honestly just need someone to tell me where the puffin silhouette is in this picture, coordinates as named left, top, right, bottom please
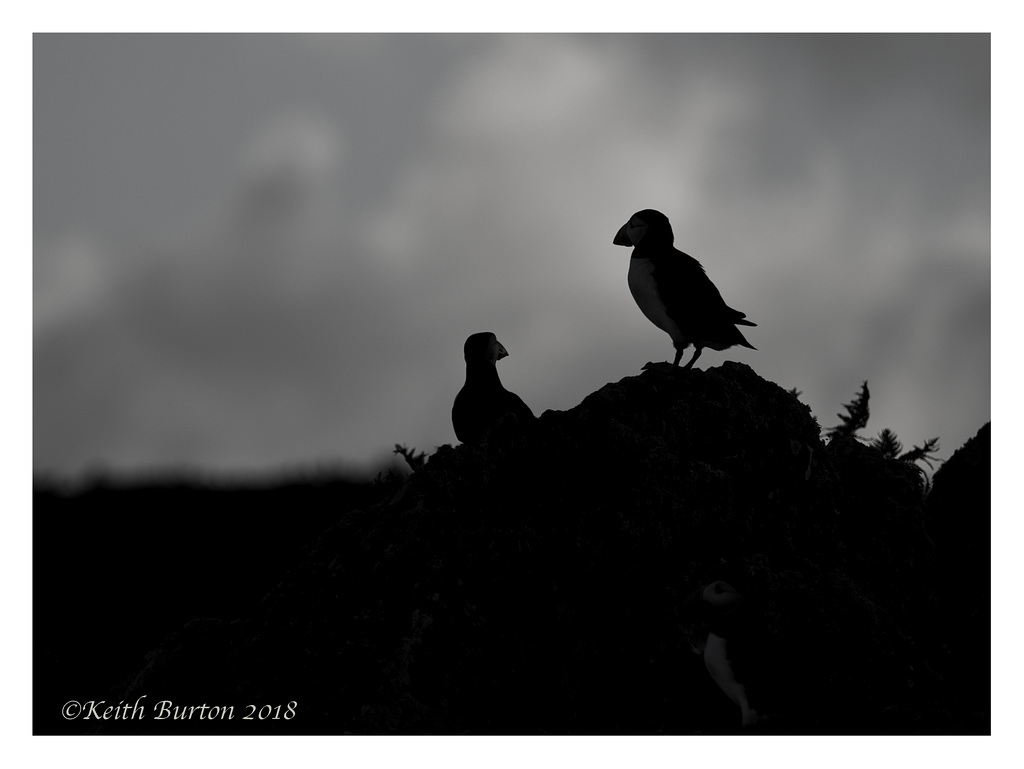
left=684, top=580, right=767, bottom=730
left=452, top=332, right=535, bottom=444
left=613, top=209, right=756, bottom=369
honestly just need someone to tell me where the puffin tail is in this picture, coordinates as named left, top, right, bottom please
left=736, top=329, right=757, bottom=350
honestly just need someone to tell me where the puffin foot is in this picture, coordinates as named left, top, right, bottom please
left=681, top=347, right=703, bottom=370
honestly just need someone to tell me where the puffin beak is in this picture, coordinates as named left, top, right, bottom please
left=495, top=342, right=509, bottom=361
left=613, top=220, right=647, bottom=246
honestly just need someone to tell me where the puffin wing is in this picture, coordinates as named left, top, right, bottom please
left=656, top=250, right=757, bottom=347
left=453, top=384, right=535, bottom=443
left=501, top=388, right=536, bottom=423
left=652, top=251, right=724, bottom=329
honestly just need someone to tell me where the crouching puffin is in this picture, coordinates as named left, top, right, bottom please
left=613, top=209, right=756, bottom=369
left=683, top=580, right=767, bottom=730
left=452, top=332, right=536, bottom=443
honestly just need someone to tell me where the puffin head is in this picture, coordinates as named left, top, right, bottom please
left=464, top=332, right=509, bottom=364
left=613, top=209, right=674, bottom=248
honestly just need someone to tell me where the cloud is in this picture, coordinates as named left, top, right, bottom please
left=33, top=34, right=990, bottom=478
left=433, top=37, right=612, bottom=139
left=33, top=234, right=113, bottom=333
left=35, top=109, right=379, bottom=474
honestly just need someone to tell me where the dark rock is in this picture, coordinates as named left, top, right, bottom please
left=919, top=422, right=990, bottom=723
left=102, top=364, right=989, bottom=734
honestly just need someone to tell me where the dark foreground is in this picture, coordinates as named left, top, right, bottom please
left=34, top=363, right=990, bottom=735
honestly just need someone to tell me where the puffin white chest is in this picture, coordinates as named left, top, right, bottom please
left=628, top=257, right=685, bottom=345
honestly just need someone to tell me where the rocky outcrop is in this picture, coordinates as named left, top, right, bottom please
left=107, top=363, right=989, bottom=734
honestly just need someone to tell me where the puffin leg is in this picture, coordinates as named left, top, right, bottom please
left=681, top=346, right=703, bottom=370
left=672, top=348, right=683, bottom=367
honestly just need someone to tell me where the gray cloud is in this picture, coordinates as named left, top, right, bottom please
left=33, top=34, right=990, bottom=477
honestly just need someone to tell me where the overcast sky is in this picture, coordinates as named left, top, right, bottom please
left=33, top=33, right=990, bottom=479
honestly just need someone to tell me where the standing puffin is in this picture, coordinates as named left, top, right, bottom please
left=452, top=332, right=536, bottom=444
left=613, top=209, right=756, bottom=369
